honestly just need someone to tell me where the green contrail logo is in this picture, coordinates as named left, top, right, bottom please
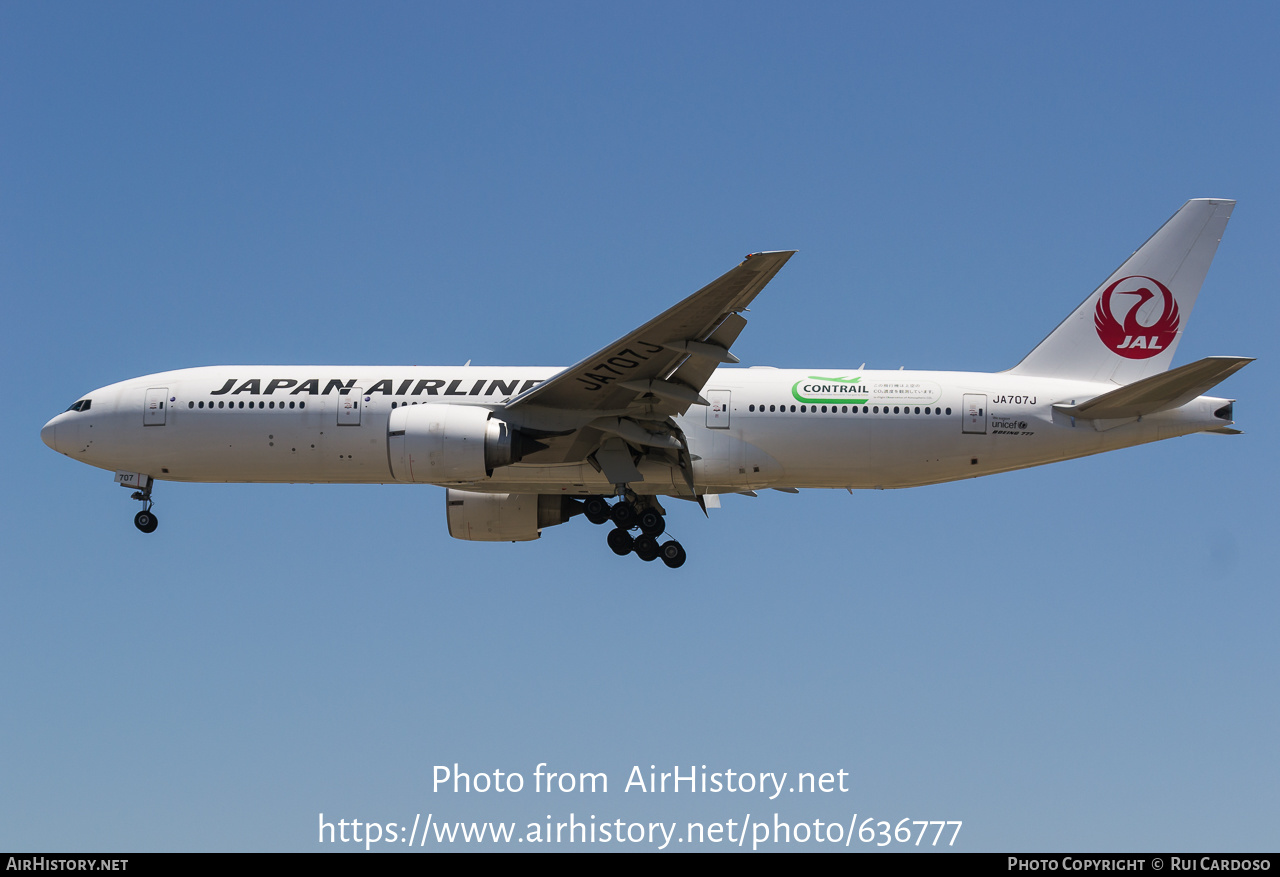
left=792, top=376, right=869, bottom=403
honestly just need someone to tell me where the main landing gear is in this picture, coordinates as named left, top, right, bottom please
left=130, top=479, right=158, bottom=533
left=584, top=494, right=686, bottom=568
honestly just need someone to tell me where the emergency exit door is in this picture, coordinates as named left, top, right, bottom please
left=144, top=388, right=168, bottom=426
left=962, top=394, right=987, bottom=434
left=706, top=390, right=731, bottom=428
left=337, top=389, right=364, bottom=426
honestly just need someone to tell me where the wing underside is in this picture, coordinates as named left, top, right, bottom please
left=502, top=250, right=795, bottom=480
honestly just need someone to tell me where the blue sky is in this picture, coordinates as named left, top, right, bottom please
left=4, top=2, right=1277, bottom=852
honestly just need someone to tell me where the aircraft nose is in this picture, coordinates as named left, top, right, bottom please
left=41, top=417, right=59, bottom=452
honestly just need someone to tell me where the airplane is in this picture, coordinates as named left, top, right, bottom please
left=41, top=198, right=1251, bottom=569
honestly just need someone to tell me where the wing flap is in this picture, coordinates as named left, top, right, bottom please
left=592, top=438, right=644, bottom=484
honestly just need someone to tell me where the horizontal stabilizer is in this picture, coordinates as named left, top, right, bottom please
left=1054, top=356, right=1253, bottom=420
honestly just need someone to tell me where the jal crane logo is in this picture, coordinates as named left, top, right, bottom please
left=1093, top=275, right=1180, bottom=359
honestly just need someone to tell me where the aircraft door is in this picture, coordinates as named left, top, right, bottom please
left=706, top=390, right=731, bottom=429
left=337, top=389, right=364, bottom=426
left=962, top=394, right=987, bottom=434
left=144, top=388, right=168, bottom=426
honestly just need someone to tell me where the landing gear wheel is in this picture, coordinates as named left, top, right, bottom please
left=638, top=509, right=665, bottom=536
left=584, top=495, right=611, bottom=525
left=134, top=510, right=158, bottom=533
left=610, top=501, right=637, bottom=530
left=634, top=534, right=660, bottom=562
left=607, top=528, right=634, bottom=556
left=660, top=540, right=686, bottom=569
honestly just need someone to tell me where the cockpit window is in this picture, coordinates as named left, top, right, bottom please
left=65, top=399, right=91, bottom=412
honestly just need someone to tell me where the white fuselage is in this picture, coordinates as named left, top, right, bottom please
left=41, top=364, right=1231, bottom=496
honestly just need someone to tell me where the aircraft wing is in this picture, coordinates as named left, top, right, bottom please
left=505, top=251, right=794, bottom=417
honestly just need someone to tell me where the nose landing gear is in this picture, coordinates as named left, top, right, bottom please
left=134, top=508, right=158, bottom=533
left=128, top=477, right=158, bottom=533
left=585, top=494, right=686, bottom=568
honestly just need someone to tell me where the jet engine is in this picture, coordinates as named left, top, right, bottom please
left=445, top=489, right=583, bottom=541
left=387, top=404, right=543, bottom=483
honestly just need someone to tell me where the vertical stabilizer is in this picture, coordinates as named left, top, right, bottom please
left=1009, top=199, right=1234, bottom=384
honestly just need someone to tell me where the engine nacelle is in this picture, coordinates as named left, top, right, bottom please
left=388, top=404, right=538, bottom=483
left=445, top=489, right=583, bottom=542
